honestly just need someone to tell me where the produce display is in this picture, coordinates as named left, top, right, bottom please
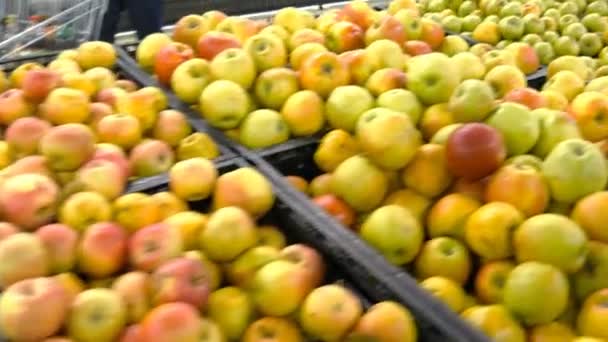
left=133, top=0, right=547, bottom=151
left=418, top=0, right=608, bottom=65
left=2, top=0, right=608, bottom=340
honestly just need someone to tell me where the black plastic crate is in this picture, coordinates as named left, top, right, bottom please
left=0, top=51, right=236, bottom=188
left=134, top=155, right=490, bottom=342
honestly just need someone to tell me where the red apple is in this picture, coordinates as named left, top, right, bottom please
left=0, top=277, right=69, bottom=341
left=337, top=0, right=376, bottom=30
left=129, top=223, right=183, bottom=272
left=403, top=40, right=433, bottom=56
left=150, top=257, right=210, bottom=308
left=365, top=15, right=407, bottom=45
left=420, top=19, right=445, bottom=50
left=0, top=89, right=35, bottom=125
left=78, top=222, right=128, bottom=278
left=280, top=244, right=325, bottom=294
left=0, top=173, right=59, bottom=230
left=197, top=31, right=241, bottom=60
left=154, top=42, right=194, bottom=85
left=326, top=21, right=365, bottom=53
left=21, top=69, right=62, bottom=103
left=35, top=224, right=78, bottom=274
left=5, top=117, right=52, bottom=158
left=140, top=302, right=202, bottom=342
left=446, top=123, right=507, bottom=180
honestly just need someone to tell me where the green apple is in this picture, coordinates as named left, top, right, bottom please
left=505, top=154, right=543, bottom=171
left=225, top=246, right=280, bottom=288
left=514, top=213, right=588, bottom=273
left=458, top=1, right=477, bottom=16
left=484, top=0, right=508, bottom=16
left=573, top=241, right=608, bottom=302
left=171, top=58, right=212, bottom=104
left=486, top=102, right=540, bottom=156
left=200, top=206, right=259, bottom=261
left=547, top=55, right=590, bottom=80
left=586, top=0, right=608, bottom=15
left=543, top=31, right=559, bottom=44
left=244, top=33, right=288, bottom=72
left=250, top=260, right=308, bottom=316
left=199, top=80, right=250, bottom=129
left=502, top=262, right=569, bottom=326
left=239, top=109, right=289, bottom=149
left=469, top=42, right=494, bottom=57
left=427, top=0, right=447, bottom=12
left=209, top=48, right=256, bottom=89
left=544, top=8, right=561, bottom=21
left=325, top=85, right=374, bottom=132
left=394, top=10, right=423, bottom=40
left=451, top=52, right=486, bottom=80
left=407, top=53, right=460, bottom=105
left=462, top=15, right=482, bottom=32
left=522, top=33, right=542, bottom=46
left=500, top=2, right=523, bottom=17
left=599, top=47, right=608, bottom=66
left=448, top=79, right=496, bottom=123
left=534, top=42, right=555, bottom=65
left=442, top=15, right=463, bottom=33
left=579, top=33, right=603, bottom=57
left=495, top=40, right=512, bottom=49
left=523, top=14, right=545, bottom=34
left=582, top=13, right=607, bottom=32
left=67, top=288, right=127, bottom=342
left=542, top=139, right=608, bottom=203
left=558, top=14, right=579, bottom=32
left=585, top=76, right=608, bottom=93
left=376, top=89, right=423, bottom=125
left=562, top=23, right=588, bottom=40
left=532, top=109, right=582, bottom=158
left=552, top=36, right=580, bottom=57
left=441, top=36, right=469, bottom=56
left=559, top=1, right=579, bottom=15
left=499, top=16, right=525, bottom=40
left=484, top=14, right=500, bottom=24
left=207, top=286, right=253, bottom=340
left=595, top=66, right=608, bottom=78
left=355, top=108, right=422, bottom=170
left=360, top=205, right=423, bottom=266
left=430, top=123, right=463, bottom=145
left=581, top=56, right=598, bottom=70
left=331, top=155, right=389, bottom=212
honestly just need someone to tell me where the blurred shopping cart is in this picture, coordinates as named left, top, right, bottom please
left=0, top=0, right=107, bottom=63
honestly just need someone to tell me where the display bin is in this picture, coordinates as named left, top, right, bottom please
left=130, top=155, right=491, bottom=342
left=0, top=52, right=236, bottom=190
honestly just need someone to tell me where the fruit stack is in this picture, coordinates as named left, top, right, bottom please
left=260, top=41, right=608, bottom=342
left=130, top=0, right=545, bottom=152
left=418, top=0, right=608, bottom=65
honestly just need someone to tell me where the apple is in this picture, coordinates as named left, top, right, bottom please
left=140, top=302, right=202, bottom=342
left=96, top=113, right=142, bottom=150
left=337, top=49, right=375, bottom=86
left=240, top=109, right=290, bottom=148
left=61, top=72, right=96, bottom=99
left=95, top=87, right=127, bottom=110
left=563, top=22, right=588, bottom=41
left=448, top=79, right=496, bottom=123
left=215, top=16, right=259, bottom=43
left=206, top=286, right=252, bottom=340
left=472, top=22, right=501, bottom=45
left=77, top=222, right=128, bottom=279
left=503, top=87, right=546, bottom=109
left=523, top=14, right=545, bottom=34
left=199, top=206, right=257, bottom=262
left=76, top=41, right=116, bottom=70
left=151, top=257, right=210, bottom=308
left=40, top=123, right=95, bottom=171
left=199, top=79, right=250, bottom=129
left=461, top=305, right=526, bottom=340
left=243, top=317, right=303, bottom=341
left=261, top=25, right=289, bottom=47
left=571, top=91, right=608, bottom=142
left=446, top=123, right=506, bottom=180
left=440, top=35, right=469, bottom=56
left=154, top=42, right=194, bottom=85
left=280, top=89, right=325, bottom=136
left=210, top=49, right=256, bottom=90
left=394, top=9, right=423, bottom=40
left=486, top=102, right=540, bottom=156
left=365, top=68, right=406, bottom=96
left=0, top=89, right=35, bottom=125
left=442, top=15, right=463, bottom=33
left=40, top=87, right=90, bottom=124
left=407, top=53, right=459, bottom=105
left=365, top=15, right=407, bottom=46
left=300, top=51, right=350, bottom=98
left=129, top=223, right=183, bottom=272
left=212, top=167, right=274, bottom=218
left=553, top=36, right=580, bottom=57
left=0, top=155, right=53, bottom=181
left=244, top=33, right=287, bottom=71
left=331, top=155, right=389, bottom=212
left=361, top=205, right=423, bottom=265
left=250, top=259, right=309, bottom=316
left=366, top=39, right=406, bottom=70
left=0, top=233, right=49, bottom=288
left=0, top=223, right=18, bottom=242
left=462, top=14, right=482, bottom=32
left=402, top=143, right=453, bottom=198
left=0, top=277, right=68, bottom=341
left=112, top=272, right=151, bottom=324
left=202, top=10, right=227, bottom=29
left=498, top=16, right=525, bottom=40
left=67, top=288, right=126, bottom=342
left=542, top=70, right=585, bottom=101
left=83, top=67, right=116, bottom=95
left=169, top=157, right=217, bottom=201
left=586, top=0, right=608, bottom=15
left=87, top=102, right=113, bottom=131
left=451, top=52, right=486, bottom=80
left=171, top=58, right=212, bottom=104
left=578, top=288, right=608, bottom=339
left=48, top=58, right=81, bottom=76
left=299, top=285, right=363, bottom=341
left=129, top=139, right=175, bottom=177
left=415, top=237, right=471, bottom=284
left=582, top=13, right=607, bottom=33
left=0, top=173, right=59, bottom=231
left=254, top=67, right=299, bottom=110
left=532, top=108, right=582, bottom=158
left=403, top=40, right=432, bottom=56
left=336, top=0, right=375, bottom=30
left=225, top=246, right=280, bottom=288
left=177, top=132, right=220, bottom=160
left=483, top=65, right=527, bottom=99
left=290, top=42, right=328, bottom=71
left=21, top=69, right=61, bottom=103
left=542, top=139, right=608, bottom=203
left=5, top=117, right=51, bottom=158
left=151, top=192, right=188, bottom=221
left=90, top=144, right=131, bottom=180
left=280, top=244, right=325, bottom=293
left=36, top=224, right=78, bottom=274
left=505, top=42, right=540, bottom=75
left=173, top=15, right=208, bottom=49
left=572, top=240, right=608, bottom=302
left=112, top=193, right=160, bottom=234
left=579, top=33, right=603, bottom=57
left=522, top=33, right=542, bottom=46
left=534, top=42, right=555, bottom=65
left=376, top=88, right=423, bottom=125
left=58, top=191, right=112, bottom=232
left=149, top=109, right=192, bottom=148
left=10, top=62, right=43, bottom=88
left=197, top=31, right=241, bottom=60
left=116, top=87, right=165, bottom=131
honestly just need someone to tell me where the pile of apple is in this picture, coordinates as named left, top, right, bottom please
left=278, top=50, right=608, bottom=341
left=0, top=152, right=419, bottom=341
left=132, top=0, right=542, bottom=150
left=0, top=40, right=222, bottom=201
left=418, top=0, right=608, bottom=65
